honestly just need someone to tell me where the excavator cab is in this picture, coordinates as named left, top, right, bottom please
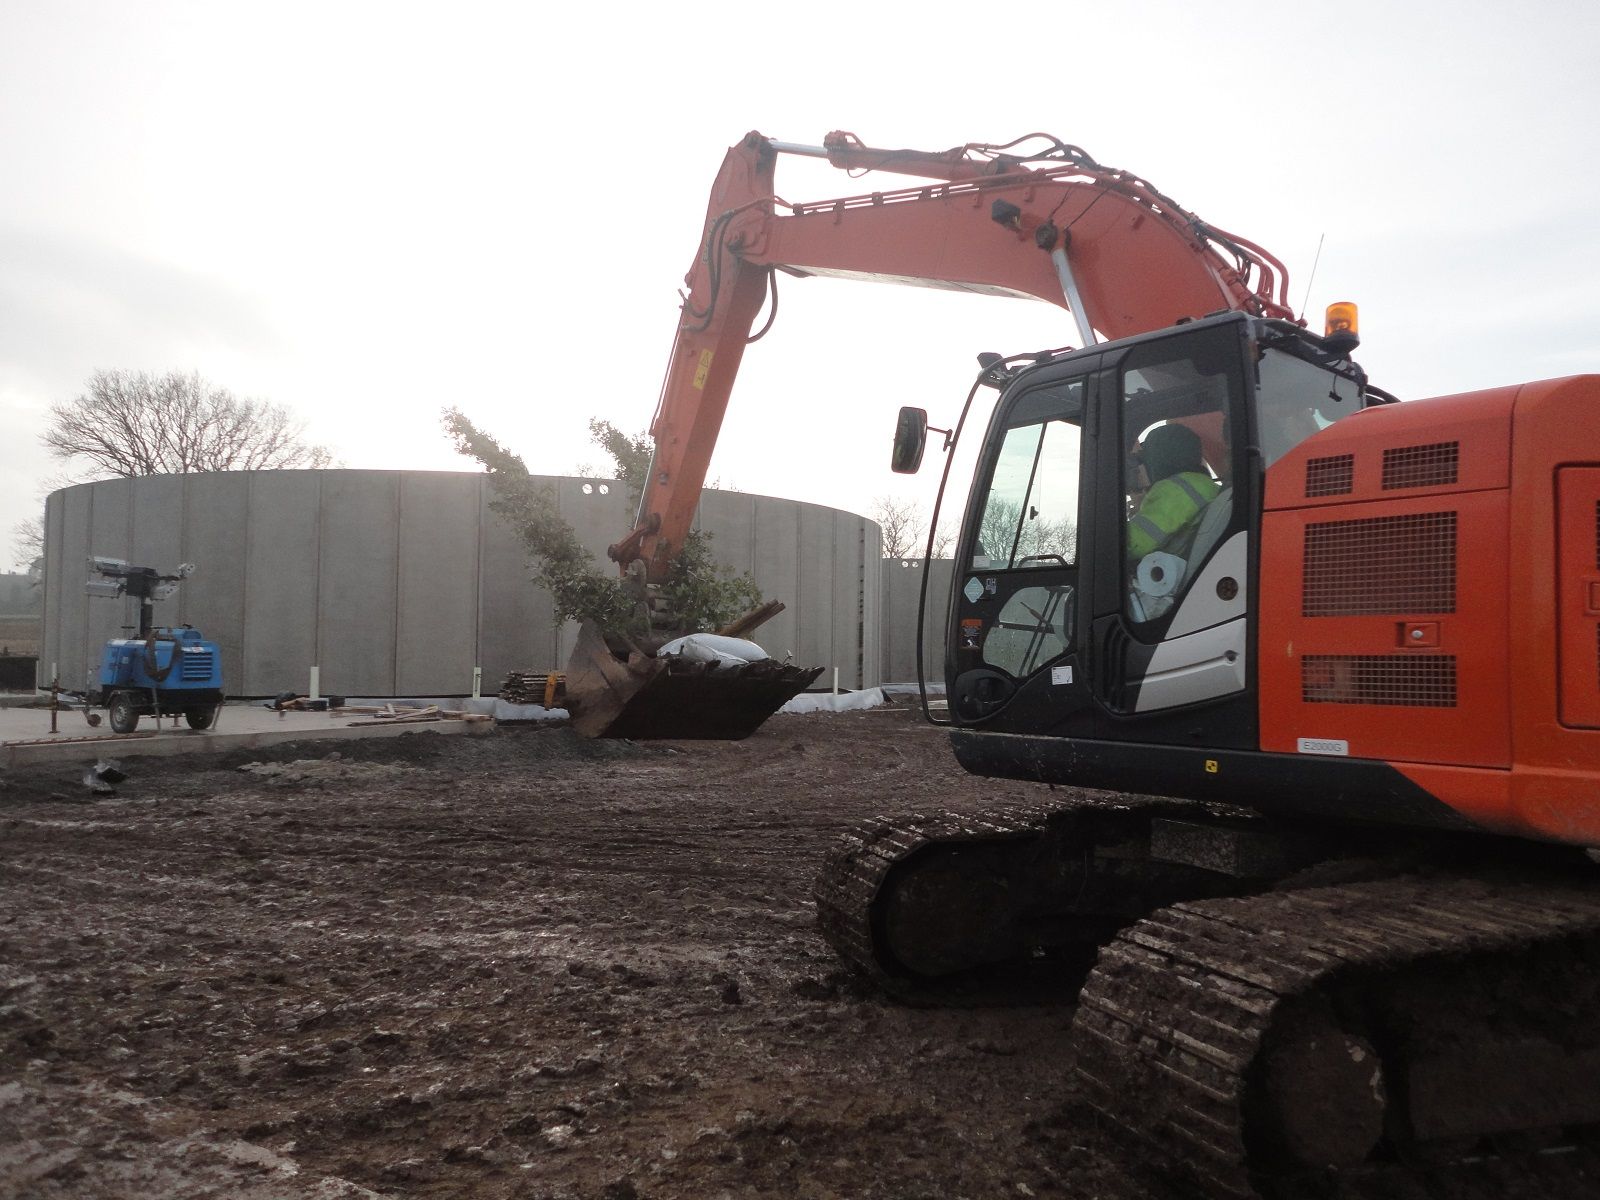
left=941, top=312, right=1365, bottom=774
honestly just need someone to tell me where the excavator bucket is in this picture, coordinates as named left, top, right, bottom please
left=563, top=621, right=824, bottom=740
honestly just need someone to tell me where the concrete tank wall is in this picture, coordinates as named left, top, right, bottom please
left=41, top=470, right=882, bottom=698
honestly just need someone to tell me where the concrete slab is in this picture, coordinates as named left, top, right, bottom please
left=0, top=700, right=493, bottom=770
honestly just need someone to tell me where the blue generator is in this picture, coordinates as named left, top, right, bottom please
left=86, top=558, right=225, bottom=733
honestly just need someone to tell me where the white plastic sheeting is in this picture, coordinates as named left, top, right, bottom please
left=657, top=634, right=769, bottom=668
left=780, top=688, right=887, bottom=715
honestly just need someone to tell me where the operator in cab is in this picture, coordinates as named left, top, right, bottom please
left=1126, top=423, right=1220, bottom=557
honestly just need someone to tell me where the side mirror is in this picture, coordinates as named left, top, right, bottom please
left=891, top=406, right=929, bottom=474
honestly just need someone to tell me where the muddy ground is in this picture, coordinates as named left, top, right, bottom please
left=1, top=706, right=1151, bottom=1200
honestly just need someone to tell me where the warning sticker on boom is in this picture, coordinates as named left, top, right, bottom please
left=692, top=349, right=714, bottom=389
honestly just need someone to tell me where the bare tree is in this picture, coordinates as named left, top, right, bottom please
left=871, top=495, right=924, bottom=558
left=871, top=495, right=958, bottom=559
left=11, top=513, right=44, bottom=576
left=978, top=497, right=1077, bottom=565
left=42, top=370, right=330, bottom=479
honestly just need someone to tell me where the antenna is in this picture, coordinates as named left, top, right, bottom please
left=1299, top=233, right=1326, bottom=320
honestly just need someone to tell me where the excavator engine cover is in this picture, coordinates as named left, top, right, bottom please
left=564, top=621, right=823, bottom=740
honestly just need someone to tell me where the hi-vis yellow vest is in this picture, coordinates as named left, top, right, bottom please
left=1128, top=471, right=1220, bottom=558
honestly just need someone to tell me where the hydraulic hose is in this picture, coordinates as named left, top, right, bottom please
left=142, top=633, right=178, bottom=683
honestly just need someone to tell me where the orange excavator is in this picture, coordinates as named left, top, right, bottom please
left=582, top=131, right=1600, bottom=1196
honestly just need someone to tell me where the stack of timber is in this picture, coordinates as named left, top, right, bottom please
left=500, top=671, right=566, bottom=708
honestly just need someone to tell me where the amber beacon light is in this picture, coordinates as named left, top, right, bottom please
left=1325, top=301, right=1359, bottom=335
left=1323, top=301, right=1360, bottom=353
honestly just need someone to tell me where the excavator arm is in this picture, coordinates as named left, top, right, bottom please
left=612, top=130, right=1297, bottom=581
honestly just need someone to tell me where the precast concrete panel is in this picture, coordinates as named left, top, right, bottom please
left=242, top=472, right=322, bottom=696
left=178, top=474, right=250, bottom=694
left=750, top=496, right=800, bottom=663
left=476, top=478, right=554, bottom=686
left=858, top=519, right=883, bottom=689
left=830, top=511, right=866, bottom=689
left=698, top=490, right=787, bottom=653
left=88, top=478, right=134, bottom=553
left=881, top=559, right=920, bottom=685
left=129, top=474, right=184, bottom=585
left=40, top=493, right=68, bottom=685
left=317, top=472, right=400, bottom=697
left=552, top=479, right=629, bottom=666
left=699, top=491, right=758, bottom=577
left=86, top=481, right=137, bottom=679
left=396, top=473, right=481, bottom=696
left=55, top=488, right=95, bottom=689
left=557, top=478, right=628, bottom=560
left=881, top=558, right=956, bottom=684
left=793, top=503, right=837, bottom=677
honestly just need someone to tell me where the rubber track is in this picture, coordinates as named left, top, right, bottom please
left=812, top=806, right=1055, bottom=998
left=1073, top=874, right=1600, bottom=1199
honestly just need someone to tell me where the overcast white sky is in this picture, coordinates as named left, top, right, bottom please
left=4, top=0, right=1598, bottom=570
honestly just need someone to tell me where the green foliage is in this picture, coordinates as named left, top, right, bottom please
left=443, top=408, right=643, bottom=633
left=443, top=409, right=764, bottom=637
left=582, top=419, right=763, bottom=626
left=586, top=419, right=652, bottom=502
left=660, top=529, right=765, bottom=632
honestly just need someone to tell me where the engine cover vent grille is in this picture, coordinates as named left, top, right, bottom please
left=179, top=651, right=215, bottom=682
left=1301, top=654, right=1457, bottom=707
left=1382, top=441, right=1459, bottom=490
left=1305, top=454, right=1354, bottom=498
left=1303, top=512, right=1457, bottom=616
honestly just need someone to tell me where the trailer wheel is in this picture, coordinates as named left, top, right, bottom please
left=108, top=692, right=140, bottom=734
left=185, top=706, right=218, bottom=731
